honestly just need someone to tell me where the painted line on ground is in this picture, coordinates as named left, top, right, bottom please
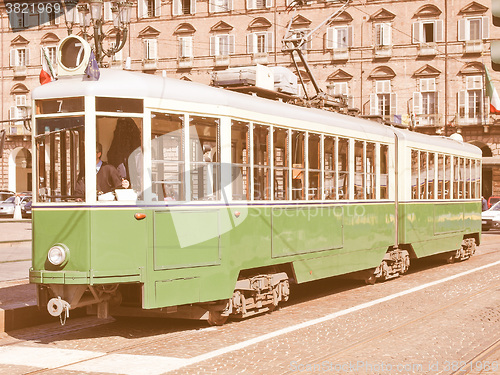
left=0, top=260, right=498, bottom=375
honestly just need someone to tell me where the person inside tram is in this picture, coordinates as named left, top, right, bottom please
left=74, top=143, right=129, bottom=198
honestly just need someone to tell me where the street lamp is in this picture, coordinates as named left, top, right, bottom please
left=63, top=0, right=132, bottom=67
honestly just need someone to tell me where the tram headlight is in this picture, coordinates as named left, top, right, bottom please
left=47, top=244, right=69, bottom=266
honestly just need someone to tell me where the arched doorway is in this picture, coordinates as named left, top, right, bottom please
left=8, top=147, right=32, bottom=192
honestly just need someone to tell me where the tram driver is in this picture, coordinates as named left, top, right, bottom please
left=74, top=143, right=130, bottom=199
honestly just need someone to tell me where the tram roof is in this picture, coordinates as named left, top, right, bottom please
left=32, top=69, right=480, bottom=156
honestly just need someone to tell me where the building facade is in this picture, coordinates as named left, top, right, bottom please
left=1, top=0, right=500, bottom=197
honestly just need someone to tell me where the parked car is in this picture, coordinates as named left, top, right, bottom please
left=488, top=196, right=500, bottom=209
left=0, top=190, right=14, bottom=202
left=482, top=201, right=500, bottom=231
left=0, top=195, right=31, bottom=218
left=21, top=199, right=32, bottom=218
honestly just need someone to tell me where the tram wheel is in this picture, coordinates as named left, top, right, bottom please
left=207, top=310, right=228, bottom=326
left=364, top=274, right=377, bottom=285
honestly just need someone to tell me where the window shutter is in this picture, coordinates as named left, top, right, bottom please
left=40, top=11, right=48, bottom=25
left=9, top=106, right=18, bottom=120
left=326, top=27, right=334, bottom=49
left=10, top=49, right=15, bottom=67
left=25, top=48, right=29, bottom=66
left=247, top=0, right=255, bottom=10
left=190, top=0, right=196, bottom=14
left=155, top=0, right=161, bottom=16
left=435, top=20, right=444, bottom=42
left=228, top=0, right=233, bottom=10
left=209, top=0, right=215, bottom=13
left=265, top=0, right=272, bottom=7
left=390, top=93, right=397, bottom=115
left=375, top=24, right=382, bottom=45
left=347, top=26, right=353, bottom=47
left=266, top=32, right=274, bottom=52
left=482, top=17, right=490, bottom=40
left=370, top=94, right=378, bottom=115
left=413, top=92, right=422, bottom=115
left=54, top=9, right=60, bottom=24
left=172, top=0, right=181, bottom=15
left=229, top=34, right=235, bottom=54
left=458, top=90, right=467, bottom=118
left=382, top=23, right=391, bottom=46
left=210, top=36, right=216, bottom=56
left=104, top=2, right=112, bottom=20
left=23, top=12, right=29, bottom=27
left=458, top=19, right=467, bottom=41
left=247, top=34, right=254, bottom=54
left=412, top=22, right=420, bottom=44
left=185, top=37, right=192, bottom=57
left=138, top=0, right=145, bottom=18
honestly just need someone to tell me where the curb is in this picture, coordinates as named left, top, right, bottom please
left=0, top=304, right=54, bottom=332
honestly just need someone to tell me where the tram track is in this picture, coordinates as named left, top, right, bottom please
left=12, top=260, right=500, bottom=375
left=278, top=279, right=500, bottom=375
left=449, top=338, right=500, bottom=375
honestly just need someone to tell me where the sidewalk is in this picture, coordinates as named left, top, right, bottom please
left=0, top=219, right=54, bottom=332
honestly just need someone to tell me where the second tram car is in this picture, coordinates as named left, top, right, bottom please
left=30, top=37, right=481, bottom=325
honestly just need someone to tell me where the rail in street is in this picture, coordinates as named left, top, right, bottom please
left=0, top=232, right=498, bottom=374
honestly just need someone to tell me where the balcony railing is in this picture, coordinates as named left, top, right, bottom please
left=417, top=43, right=437, bottom=56
left=373, top=45, right=392, bottom=58
left=178, top=56, right=193, bottom=69
left=13, top=66, right=27, bottom=77
left=332, top=48, right=349, bottom=61
left=142, top=59, right=158, bottom=70
left=252, top=52, right=268, bottom=65
left=463, top=40, right=482, bottom=54
left=414, top=114, right=442, bottom=127
left=214, top=55, right=230, bottom=67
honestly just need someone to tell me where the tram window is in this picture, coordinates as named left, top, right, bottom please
left=465, top=159, right=472, bottom=199
left=428, top=153, right=435, bottom=199
left=189, top=116, right=220, bottom=201
left=475, top=160, right=481, bottom=198
left=419, top=152, right=428, bottom=199
left=35, top=117, right=84, bottom=202
left=438, top=154, right=444, bottom=199
left=254, top=124, right=270, bottom=200
left=324, top=136, right=336, bottom=200
left=292, top=130, right=305, bottom=200
left=231, top=121, right=250, bottom=201
left=308, top=133, right=321, bottom=200
left=151, top=112, right=184, bottom=201
left=273, top=127, right=289, bottom=200
left=354, top=141, right=364, bottom=199
left=453, top=157, right=459, bottom=199
left=338, top=138, right=349, bottom=200
left=35, top=97, right=84, bottom=114
left=96, top=116, right=143, bottom=201
left=445, top=155, right=451, bottom=199
left=366, top=143, right=375, bottom=199
left=460, top=158, right=466, bottom=199
left=380, top=144, right=389, bottom=199
left=96, top=97, right=143, bottom=113
left=411, top=150, right=419, bottom=199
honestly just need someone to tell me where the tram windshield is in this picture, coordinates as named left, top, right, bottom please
left=35, top=116, right=85, bottom=202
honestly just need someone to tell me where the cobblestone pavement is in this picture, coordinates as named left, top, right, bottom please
left=0, top=235, right=499, bottom=375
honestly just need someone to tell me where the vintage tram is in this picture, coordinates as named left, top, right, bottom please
left=30, top=36, right=481, bottom=325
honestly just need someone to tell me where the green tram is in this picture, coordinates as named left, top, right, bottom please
left=30, top=37, right=481, bottom=325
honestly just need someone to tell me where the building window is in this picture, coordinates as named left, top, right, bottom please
left=458, top=76, right=484, bottom=124
left=459, top=17, right=489, bottom=41
left=210, top=0, right=232, bottom=13
left=143, top=39, right=157, bottom=60
left=328, top=82, right=353, bottom=108
left=173, top=0, right=195, bottom=15
left=413, top=78, right=438, bottom=126
left=9, top=94, right=27, bottom=129
left=326, top=26, right=352, bottom=50
left=247, top=0, right=272, bottom=10
left=179, top=36, right=193, bottom=58
left=210, top=35, right=235, bottom=56
left=41, top=46, right=57, bottom=66
left=370, top=80, right=396, bottom=118
left=247, top=32, right=273, bottom=54
left=138, top=0, right=161, bottom=16
left=375, top=23, right=391, bottom=47
left=10, top=47, right=29, bottom=67
left=412, top=20, right=444, bottom=43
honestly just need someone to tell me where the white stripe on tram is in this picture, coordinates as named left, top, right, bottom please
left=0, top=260, right=498, bottom=375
